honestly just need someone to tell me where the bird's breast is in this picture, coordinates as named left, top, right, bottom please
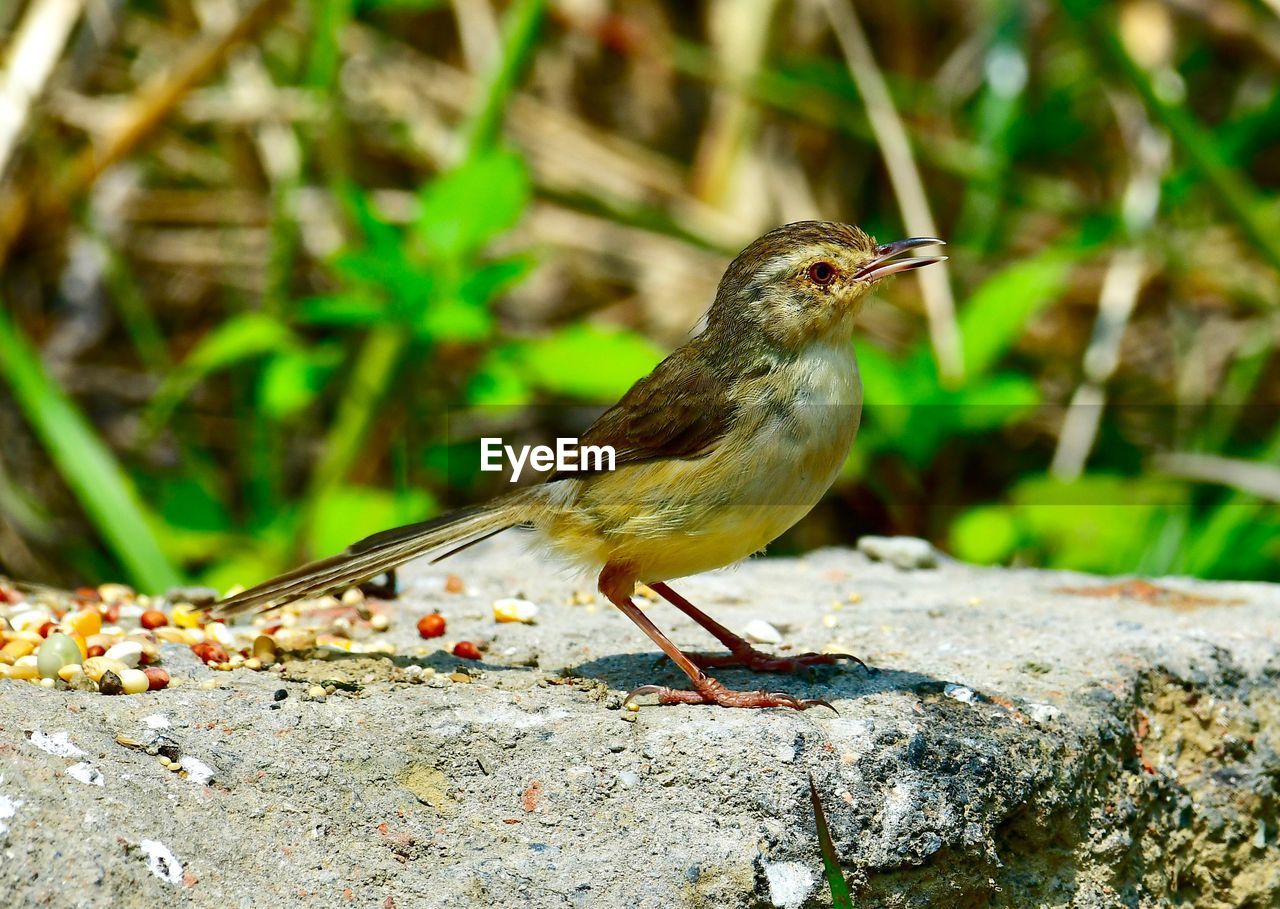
left=747, top=341, right=862, bottom=498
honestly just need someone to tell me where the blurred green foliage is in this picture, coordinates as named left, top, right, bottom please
left=0, top=0, right=1276, bottom=591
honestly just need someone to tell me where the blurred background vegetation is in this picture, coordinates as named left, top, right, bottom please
left=0, top=0, right=1277, bottom=593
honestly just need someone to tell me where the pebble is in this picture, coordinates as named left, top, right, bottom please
left=99, top=671, right=125, bottom=695
left=36, top=633, right=82, bottom=679
left=29, top=730, right=86, bottom=757
left=1026, top=703, right=1061, bottom=724
left=493, top=598, right=539, bottom=624
left=104, top=641, right=143, bottom=668
left=138, top=839, right=184, bottom=884
left=306, top=685, right=326, bottom=699
left=273, top=688, right=288, bottom=701
left=857, top=535, right=939, bottom=570
left=944, top=683, right=978, bottom=705
left=65, top=762, right=104, bottom=786
left=369, top=613, right=390, bottom=632
left=743, top=619, right=783, bottom=645
left=180, top=756, right=215, bottom=785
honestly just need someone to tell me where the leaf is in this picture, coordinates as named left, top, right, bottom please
left=949, top=505, right=1020, bottom=564
left=415, top=289, right=495, bottom=342
left=959, top=251, right=1073, bottom=377
left=458, top=255, right=536, bottom=307
left=0, top=306, right=181, bottom=592
left=416, top=151, right=531, bottom=258
left=1013, top=474, right=1186, bottom=573
left=258, top=346, right=343, bottom=419
left=949, top=372, right=1040, bottom=432
left=808, top=774, right=853, bottom=909
left=467, top=345, right=533, bottom=406
left=297, top=292, right=386, bottom=327
left=520, top=324, right=664, bottom=401
left=307, top=485, right=437, bottom=559
left=150, top=313, right=298, bottom=427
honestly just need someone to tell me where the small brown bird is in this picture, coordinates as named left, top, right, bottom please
left=214, top=222, right=945, bottom=710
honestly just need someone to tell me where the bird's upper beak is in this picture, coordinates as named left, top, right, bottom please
left=855, top=237, right=947, bottom=282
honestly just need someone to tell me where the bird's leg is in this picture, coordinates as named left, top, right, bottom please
left=647, top=581, right=866, bottom=674
left=598, top=564, right=833, bottom=711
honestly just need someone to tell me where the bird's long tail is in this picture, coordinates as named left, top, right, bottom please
left=211, top=490, right=541, bottom=618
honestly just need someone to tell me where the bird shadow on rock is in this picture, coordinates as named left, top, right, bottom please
left=565, top=651, right=952, bottom=707
left=295, top=647, right=961, bottom=708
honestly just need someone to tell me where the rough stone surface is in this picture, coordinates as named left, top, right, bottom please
left=3, top=537, right=1280, bottom=908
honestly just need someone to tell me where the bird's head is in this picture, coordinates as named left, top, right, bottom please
left=707, top=221, right=946, bottom=351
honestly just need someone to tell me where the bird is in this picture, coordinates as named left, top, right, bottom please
left=213, top=221, right=946, bottom=710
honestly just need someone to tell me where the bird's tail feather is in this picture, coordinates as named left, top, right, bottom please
left=211, top=491, right=537, bottom=617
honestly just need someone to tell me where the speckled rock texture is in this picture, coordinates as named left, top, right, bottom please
left=3, top=536, right=1279, bottom=908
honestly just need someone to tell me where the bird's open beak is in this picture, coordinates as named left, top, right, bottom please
left=855, top=237, right=947, bottom=282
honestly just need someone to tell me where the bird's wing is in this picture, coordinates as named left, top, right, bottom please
left=550, top=340, right=738, bottom=480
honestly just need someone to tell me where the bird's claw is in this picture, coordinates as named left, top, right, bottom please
left=623, top=679, right=838, bottom=713
left=688, top=647, right=869, bottom=676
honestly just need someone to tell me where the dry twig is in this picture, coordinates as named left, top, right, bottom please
left=823, top=0, right=961, bottom=382
left=0, top=0, right=87, bottom=179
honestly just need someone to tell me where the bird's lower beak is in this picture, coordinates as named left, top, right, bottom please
left=855, top=237, right=947, bottom=282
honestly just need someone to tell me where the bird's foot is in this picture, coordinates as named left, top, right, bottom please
left=625, top=675, right=836, bottom=712
left=687, top=646, right=866, bottom=675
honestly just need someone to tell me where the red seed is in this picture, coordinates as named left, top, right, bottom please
left=452, top=640, right=481, bottom=660
left=102, top=603, right=120, bottom=624
left=191, top=641, right=229, bottom=664
left=417, top=614, right=446, bottom=639
left=75, top=587, right=100, bottom=602
left=143, top=667, right=170, bottom=690
left=37, top=621, right=55, bottom=638
left=444, top=574, right=465, bottom=594
left=139, top=610, right=168, bottom=630
left=86, top=644, right=106, bottom=658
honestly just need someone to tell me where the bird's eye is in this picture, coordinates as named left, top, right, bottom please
left=807, top=261, right=837, bottom=285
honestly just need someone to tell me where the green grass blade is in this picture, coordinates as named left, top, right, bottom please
left=0, top=304, right=182, bottom=592
left=809, top=772, right=854, bottom=909
left=461, top=0, right=548, bottom=158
